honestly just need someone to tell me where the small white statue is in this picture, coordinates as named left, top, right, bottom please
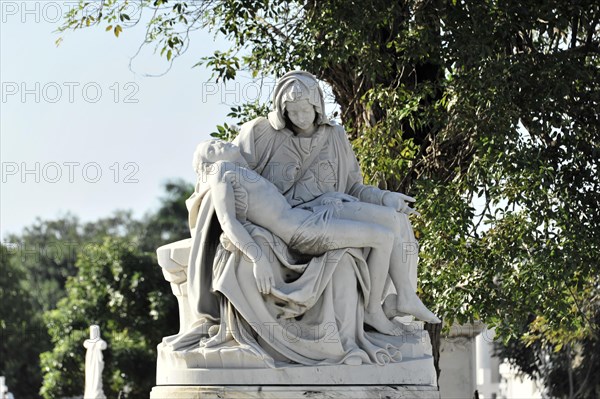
left=0, top=376, right=14, bottom=399
left=83, top=325, right=107, bottom=399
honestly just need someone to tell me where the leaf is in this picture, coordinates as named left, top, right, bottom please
left=106, top=25, right=113, bottom=32
left=167, top=49, right=173, bottom=61
left=114, top=25, right=122, bottom=38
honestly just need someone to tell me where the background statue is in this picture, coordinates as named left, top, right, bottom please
left=83, top=325, right=107, bottom=399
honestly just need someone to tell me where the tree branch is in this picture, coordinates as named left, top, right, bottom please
left=570, top=16, right=579, bottom=49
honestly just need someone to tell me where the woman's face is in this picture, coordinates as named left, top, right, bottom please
left=285, top=99, right=316, bottom=132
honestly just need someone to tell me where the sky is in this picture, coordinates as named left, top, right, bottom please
left=0, top=1, right=275, bottom=239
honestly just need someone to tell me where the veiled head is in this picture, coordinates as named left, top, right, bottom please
left=268, top=71, right=330, bottom=131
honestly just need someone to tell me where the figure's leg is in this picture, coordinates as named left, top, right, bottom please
left=324, top=219, right=403, bottom=335
left=336, top=202, right=440, bottom=323
left=331, top=254, right=363, bottom=365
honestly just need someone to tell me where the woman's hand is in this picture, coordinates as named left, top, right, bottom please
left=253, top=261, right=275, bottom=295
left=382, top=192, right=420, bottom=216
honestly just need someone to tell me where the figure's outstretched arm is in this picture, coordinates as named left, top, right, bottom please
left=334, top=125, right=416, bottom=211
left=209, top=173, right=275, bottom=294
left=210, top=174, right=257, bottom=261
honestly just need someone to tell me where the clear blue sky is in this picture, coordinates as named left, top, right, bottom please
left=1, top=1, right=272, bottom=239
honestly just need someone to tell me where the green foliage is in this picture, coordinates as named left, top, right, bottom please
left=495, top=305, right=600, bottom=398
left=35, top=181, right=191, bottom=398
left=40, top=237, right=178, bottom=398
left=58, top=0, right=600, bottom=392
left=35, top=181, right=192, bottom=398
left=0, top=181, right=191, bottom=397
left=2, top=212, right=144, bottom=398
left=211, top=102, right=271, bottom=141
left=6, top=211, right=146, bottom=312
left=0, top=245, right=48, bottom=399
left=139, top=179, right=194, bottom=250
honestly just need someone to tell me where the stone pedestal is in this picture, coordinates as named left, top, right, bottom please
left=157, top=357, right=437, bottom=385
left=150, top=385, right=439, bottom=398
left=151, top=359, right=439, bottom=398
left=157, top=239, right=192, bottom=335
left=154, top=218, right=441, bottom=398
left=438, top=323, right=484, bottom=399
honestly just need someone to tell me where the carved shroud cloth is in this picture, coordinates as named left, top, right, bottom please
left=83, top=339, right=106, bottom=399
left=176, top=118, right=408, bottom=366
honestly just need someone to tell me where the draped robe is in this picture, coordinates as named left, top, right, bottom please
left=173, top=117, right=413, bottom=366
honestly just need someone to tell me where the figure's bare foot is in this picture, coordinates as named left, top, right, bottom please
left=200, top=324, right=232, bottom=348
left=383, top=293, right=441, bottom=324
left=383, top=294, right=407, bottom=318
left=364, top=307, right=404, bottom=336
left=389, top=319, right=413, bottom=333
left=208, top=324, right=221, bottom=337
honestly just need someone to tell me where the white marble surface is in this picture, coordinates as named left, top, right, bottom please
left=150, top=385, right=439, bottom=399
left=156, top=356, right=437, bottom=386
left=83, top=325, right=107, bottom=399
left=153, top=71, right=440, bottom=391
left=438, top=323, right=484, bottom=399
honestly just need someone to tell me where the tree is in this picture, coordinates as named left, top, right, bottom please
left=38, top=181, right=191, bottom=398
left=0, top=245, right=48, bottom=399
left=137, top=179, right=195, bottom=251
left=40, top=237, right=178, bottom=398
left=58, top=0, right=599, bottom=392
left=2, top=214, right=145, bottom=399
left=6, top=211, right=146, bottom=313
left=0, top=181, right=192, bottom=398
left=495, top=298, right=600, bottom=398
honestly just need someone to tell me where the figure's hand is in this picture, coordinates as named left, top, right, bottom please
left=382, top=192, right=420, bottom=216
left=253, top=261, right=275, bottom=295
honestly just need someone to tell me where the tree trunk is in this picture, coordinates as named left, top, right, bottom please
left=425, top=321, right=443, bottom=382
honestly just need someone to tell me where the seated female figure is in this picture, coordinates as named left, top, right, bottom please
left=181, top=71, right=435, bottom=367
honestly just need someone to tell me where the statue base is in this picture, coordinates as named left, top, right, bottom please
left=156, top=357, right=436, bottom=385
left=151, top=360, right=438, bottom=398
left=150, top=385, right=439, bottom=398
